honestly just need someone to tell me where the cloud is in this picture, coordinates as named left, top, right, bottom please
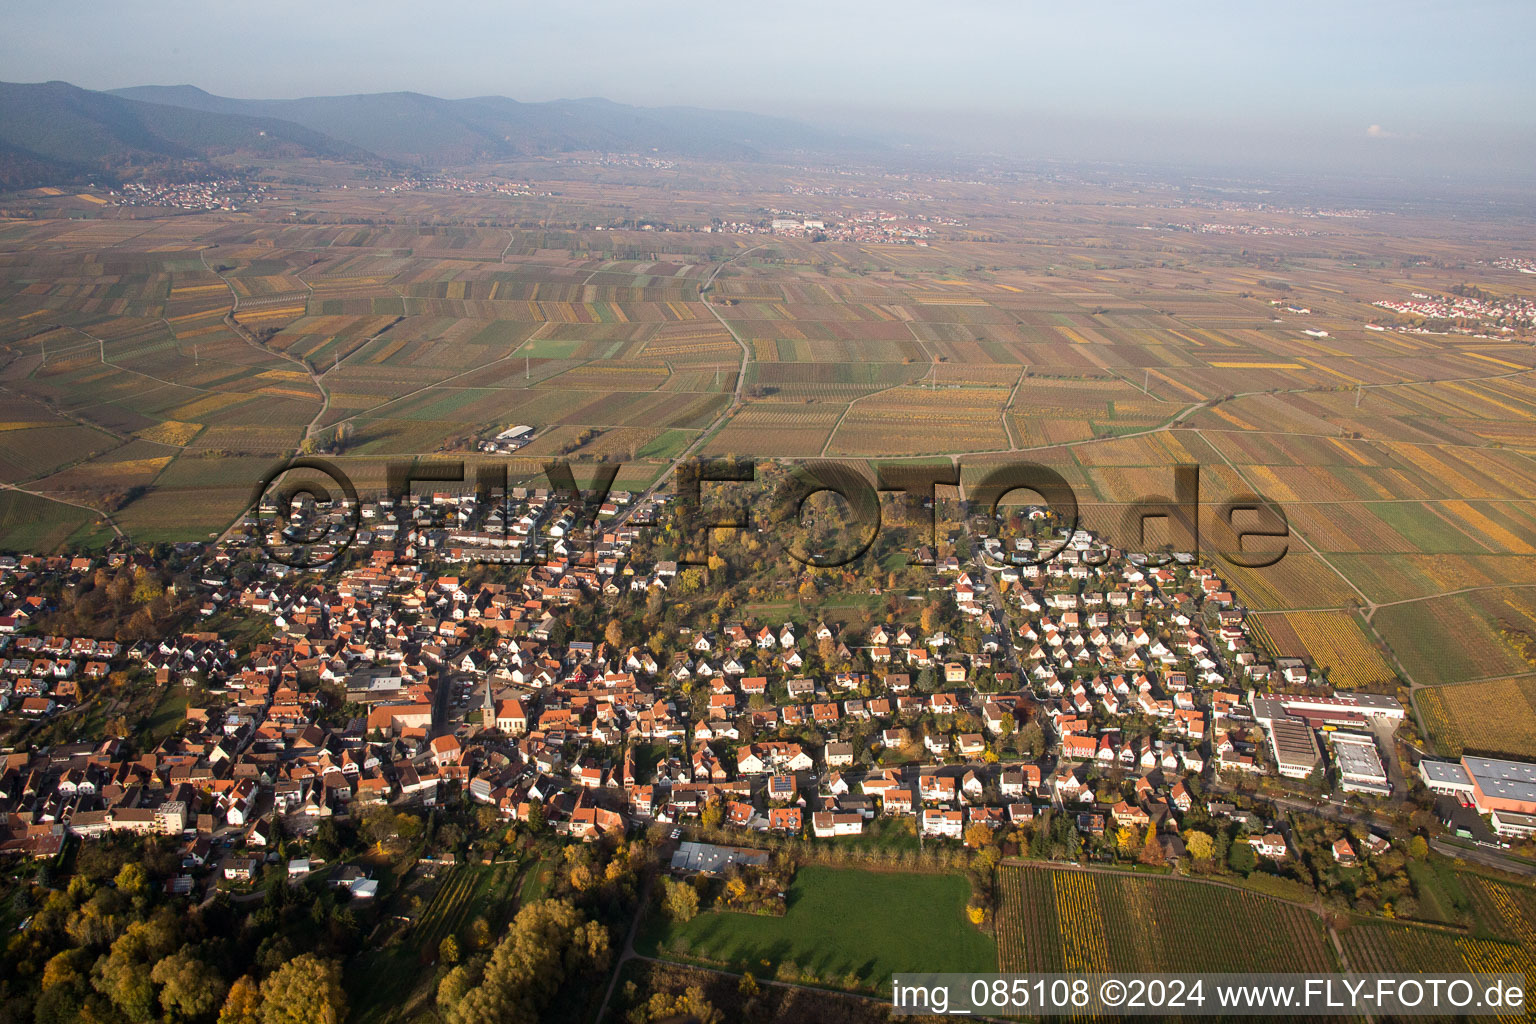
left=1365, top=123, right=1400, bottom=139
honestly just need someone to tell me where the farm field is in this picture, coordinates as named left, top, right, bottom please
left=3, top=164, right=1536, bottom=687
left=347, top=859, right=523, bottom=1024
left=0, top=488, right=98, bottom=551
left=995, top=864, right=1337, bottom=974
left=1251, top=610, right=1398, bottom=688
left=1373, top=589, right=1536, bottom=685
left=1416, top=677, right=1536, bottom=758
left=1338, top=920, right=1534, bottom=1024
left=639, top=866, right=995, bottom=993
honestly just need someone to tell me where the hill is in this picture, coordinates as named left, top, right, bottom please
left=0, top=81, right=371, bottom=187
left=108, top=84, right=865, bottom=165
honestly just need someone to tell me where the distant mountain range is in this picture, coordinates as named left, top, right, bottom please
left=0, top=80, right=871, bottom=187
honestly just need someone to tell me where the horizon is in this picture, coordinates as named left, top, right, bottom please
left=7, top=76, right=1536, bottom=191
left=6, top=0, right=1536, bottom=183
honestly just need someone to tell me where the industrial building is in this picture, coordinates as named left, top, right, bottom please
left=1327, top=731, right=1390, bottom=796
left=1268, top=717, right=1321, bottom=779
left=1418, top=755, right=1536, bottom=837
left=1252, top=691, right=1405, bottom=729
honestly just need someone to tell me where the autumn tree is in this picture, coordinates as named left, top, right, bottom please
left=259, top=954, right=347, bottom=1024
left=699, top=796, right=724, bottom=831
left=627, top=984, right=722, bottom=1024
left=93, top=917, right=180, bottom=1022
left=218, top=976, right=263, bottom=1024
left=1115, top=825, right=1139, bottom=857
left=131, top=570, right=163, bottom=605
left=662, top=878, right=699, bottom=923
left=115, top=862, right=149, bottom=901
left=964, top=822, right=995, bottom=850
left=1182, top=829, right=1215, bottom=862
left=152, top=946, right=228, bottom=1021
left=1139, top=827, right=1166, bottom=866
left=441, top=900, right=609, bottom=1024
left=437, top=961, right=480, bottom=1009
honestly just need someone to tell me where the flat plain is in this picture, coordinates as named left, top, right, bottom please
left=3, top=163, right=1536, bottom=752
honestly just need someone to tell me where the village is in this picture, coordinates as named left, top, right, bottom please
left=108, top=178, right=267, bottom=211
left=0, top=468, right=1487, bottom=901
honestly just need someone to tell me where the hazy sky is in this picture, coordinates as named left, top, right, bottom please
left=8, top=0, right=1535, bottom=177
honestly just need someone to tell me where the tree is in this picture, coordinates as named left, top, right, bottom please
left=662, top=878, right=700, bottom=923
left=93, top=918, right=178, bottom=1022
left=442, top=900, right=609, bottom=1024
left=1408, top=835, right=1429, bottom=861
left=361, top=804, right=400, bottom=850
left=218, top=976, right=262, bottom=1024
left=41, top=950, right=83, bottom=992
left=152, top=947, right=228, bottom=1021
left=1017, top=721, right=1044, bottom=758
left=259, top=954, right=347, bottom=1024
left=439, top=936, right=460, bottom=965
left=964, top=823, right=995, bottom=850
left=1139, top=826, right=1166, bottom=866
left=1183, top=829, right=1215, bottom=862
left=437, top=961, right=480, bottom=1011
left=604, top=620, right=625, bottom=649
left=699, top=797, right=724, bottom=831
left=115, top=862, right=149, bottom=900
left=131, top=571, right=163, bottom=605
left=1115, top=826, right=1139, bottom=856
left=627, top=985, right=721, bottom=1024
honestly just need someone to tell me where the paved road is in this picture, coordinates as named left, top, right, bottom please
left=1215, top=785, right=1536, bottom=878
left=603, top=245, right=764, bottom=533
left=1431, top=838, right=1536, bottom=877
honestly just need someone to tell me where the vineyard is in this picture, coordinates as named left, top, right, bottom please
left=1416, top=677, right=1536, bottom=759
left=1280, top=611, right=1398, bottom=689
left=410, top=862, right=522, bottom=959
left=1465, top=874, right=1536, bottom=949
left=6, top=171, right=1536, bottom=690
left=995, top=865, right=1337, bottom=973
left=1339, top=920, right=1534, bottom=1024
left=411, top=866, right=479, bottom=958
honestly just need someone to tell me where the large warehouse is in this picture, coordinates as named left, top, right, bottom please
left=1418, top=755, right=1536, bottom=836
left=1268, top=717, right=1322, bottom=779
